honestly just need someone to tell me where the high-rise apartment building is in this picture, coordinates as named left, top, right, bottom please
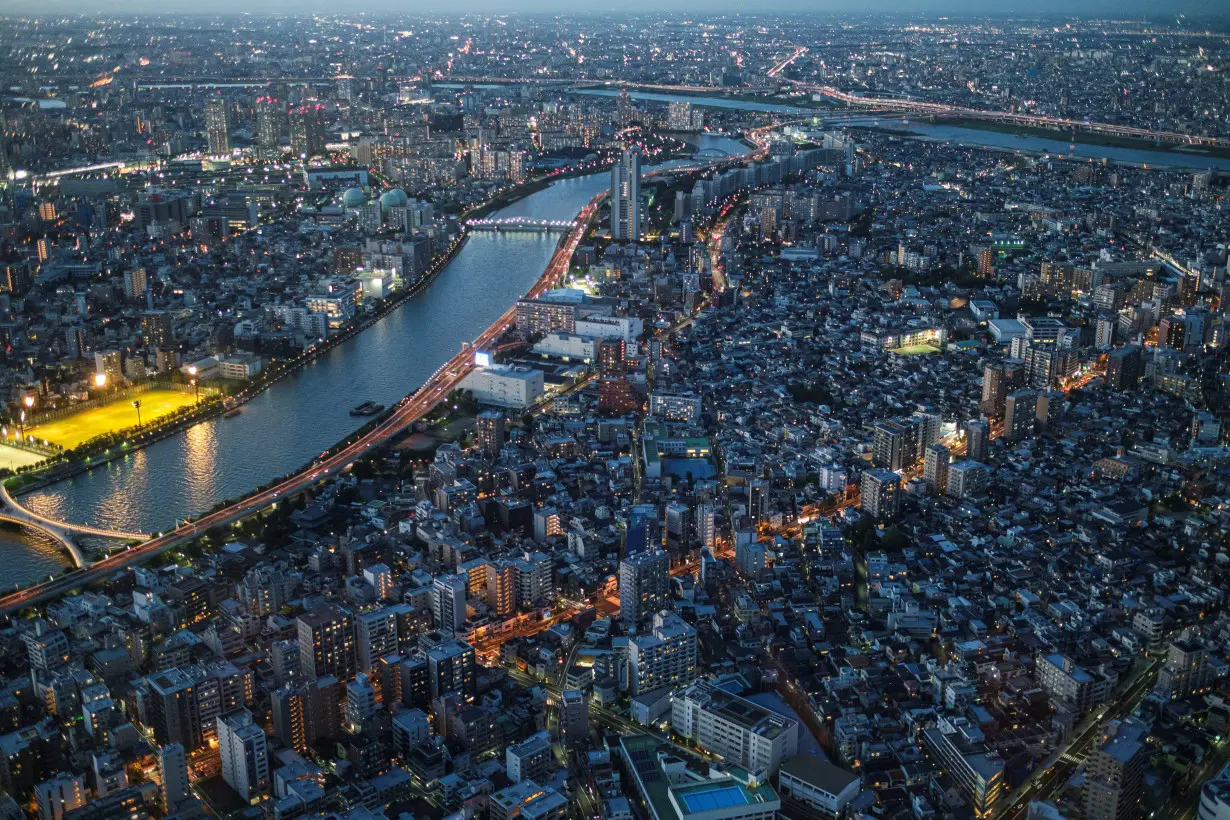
left=964, top=419, right=990, bottom=463
left=290, top=104, right=326, bottom=158
left=872, top=420, right=917, bottom=471
left=271, top=676, right=343, bottom=754
left=217, top=709, right=269, bottom=803
left=426, top=639, right=476, bottom=701
left=158, top=743, right=190, bottom=811
left=297, top=605, right=357, bottom=682
left=559, top=689, right=588, bottom=746
left=922, top=716, right=1005, bottom=816
left=1157, top=639, right=1213, bottom=698
left=1003, top=389, right=1038, bottom=441
left=476, top=409, right=505, bottom=455
left=980, top=359, right=1023, bottom=417
left=619, top=549, right=669, bottom=627
left=205, top=97, right=231, bottom=155
left=1083, top=720, right=1147, bottom=820
left=1105, top=345, right=1143, bottom=391
left=923, top=443, right=950, bottom=494
left=611, top=148, right=642, bottom=241
left=860, top=468, right=901, bottom=520
left=627, top=611, right=697, bottom=695
left=255, top=96, right=284, bottom=151
left=432, top=573, right=467, bottom=636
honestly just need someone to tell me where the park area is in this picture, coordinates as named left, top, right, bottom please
left=0, top=445, right=47, bottom=472
left=25, top=389, right=198, bottom=449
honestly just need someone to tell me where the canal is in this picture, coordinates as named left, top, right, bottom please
left=2, top=134, right=748, bottom=586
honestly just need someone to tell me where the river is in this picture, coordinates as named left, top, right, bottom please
left=574, top=89, right=1230, bottom=171
left=1, top=134, right=747, bottom=586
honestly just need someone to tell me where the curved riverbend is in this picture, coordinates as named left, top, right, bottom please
left=3, top=135, right=748, bottom=586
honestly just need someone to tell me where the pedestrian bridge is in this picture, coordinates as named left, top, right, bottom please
left=466, top=217, right=572, bottom=233
left=0, top=484, right=148, bottom=568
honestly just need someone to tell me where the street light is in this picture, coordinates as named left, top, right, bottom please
left=132, top=400, right=142, bottom=428
left=94, top=372, right=107, bottom=389
left=187, top=366, right=199, bottom=402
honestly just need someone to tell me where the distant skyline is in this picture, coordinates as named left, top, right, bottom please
left=3, top=1, right=1229, bottom=20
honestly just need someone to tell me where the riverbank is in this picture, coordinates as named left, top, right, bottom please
left=7, top=229, right=471, bottom=496
left=942, top=117, right=1230, bottom=160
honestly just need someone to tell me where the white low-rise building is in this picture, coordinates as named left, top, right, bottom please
left=777, top=755, right=861, bottom=817
left=461, top=364, right=545, bottom=409
left=574, top=315, right=643, bottom=344
left=671, top=680, right=798, bottom=776
left=532, top=332, right=597, bottom=361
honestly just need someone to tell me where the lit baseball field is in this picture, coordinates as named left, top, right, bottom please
left=24, top=390, right=198, bottom=449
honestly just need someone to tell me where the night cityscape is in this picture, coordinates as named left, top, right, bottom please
left=0, top=7, right=1228, bottom=820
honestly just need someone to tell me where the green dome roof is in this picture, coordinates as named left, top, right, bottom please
left=341, top=187, right=366, bottom=208
left=379, top=188, right=409, bottom=211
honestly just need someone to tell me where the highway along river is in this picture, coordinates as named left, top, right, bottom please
left=3, top=134, right=747, bottom=587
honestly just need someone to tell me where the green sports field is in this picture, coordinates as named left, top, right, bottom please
left=893, top=344, right=941, bottom=356
left=26, top=390, right=198, bottom=449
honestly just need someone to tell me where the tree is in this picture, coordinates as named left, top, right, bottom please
left=881, top=525, right=909, bottom=553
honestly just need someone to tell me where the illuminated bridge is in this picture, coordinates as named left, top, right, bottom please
left=0, top=483, right=148, bottom=568
left=466, top=217, right=573, bottom=233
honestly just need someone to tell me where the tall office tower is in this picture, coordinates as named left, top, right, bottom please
left=1083, top=721, right=1147, bottom=820
left=290, top=103, right=326, bottom=158
left=964, top=419, right=990, bottom=463
left=627, top=611, right=698, bottom=695
left=204, top=97, right=231, bottom=155
left=619, top=549, right=669, bottom=628
left=559, top=689, right=588, bottom=746
left=923, top=443, right=950, bottom=494
left=1003, top=389, right=1039, bottom=441
left=426, top=639, right=477, bottom=701
left=297, top=605, right=357, bottom=682
left=860, top=468, right=902, bottom=520
left=872, top=420, right=918, bottom=471
left=1105, top=345, right=1143, bottom=391
left=218, top=709, right=269, bottom=804
left=610, top=147, right=642, bottom=241
left=476, top=409, right=505, bottom=456
left=432, top=573, right=468, bottom=636
left=158, top=743, right=190, bottom=811
left=255, top=96, right=284, bottom=152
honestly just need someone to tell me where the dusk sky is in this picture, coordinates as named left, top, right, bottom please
left=3, top=0, right=1227, bottom=17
